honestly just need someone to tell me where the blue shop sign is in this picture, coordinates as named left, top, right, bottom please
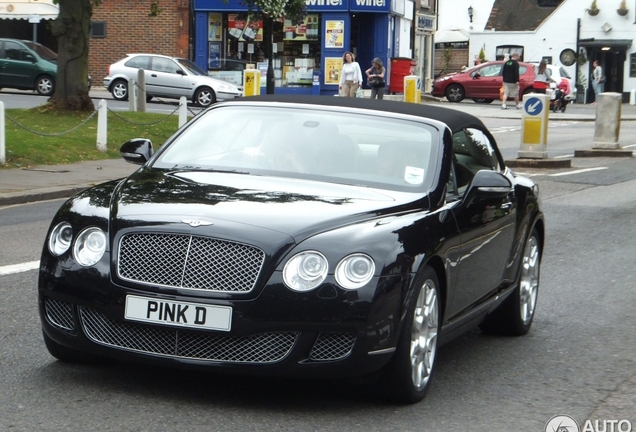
left=194, top=0, right=387, bottom=13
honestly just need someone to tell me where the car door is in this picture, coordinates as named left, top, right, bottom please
left=147, top=56, right=190, bottom=98
left=467, top=64, right=502, bottom=99
left=0, top=41, right=38, bottom=89
left=445, top=127, right=516, bottom=319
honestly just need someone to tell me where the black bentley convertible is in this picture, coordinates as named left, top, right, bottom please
left=39, top=95, right=544, bottom=403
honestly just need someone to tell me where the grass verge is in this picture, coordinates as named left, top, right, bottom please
left=2, top=107, right=181, bottom=169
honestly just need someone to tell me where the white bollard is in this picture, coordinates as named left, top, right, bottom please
left=0, top=101, right=5, bottom=166
left=96, top=99, right=108, bottom=152
left=179, top=97, right=187, bottom=128
left=129, top=79, right=137, bottom=112
left=137, top=69, right=146, bottom=113
left=630, top=89, right=636, bottom=106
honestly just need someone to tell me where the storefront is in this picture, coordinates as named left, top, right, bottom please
left=193, top=0, right=400, bottom=96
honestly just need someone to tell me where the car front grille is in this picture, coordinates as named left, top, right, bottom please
left=117, top=233, right=265, bottom=292
left=309, top=332, right=356, bottom=361
left=79, top=307, right=298, bottom=363
left=44, top=298, right=76, bottom=333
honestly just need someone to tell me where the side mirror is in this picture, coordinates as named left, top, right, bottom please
left=463, top=170, right=512, bottom=207
left=25, top=54, right=36, bottom=63
left=120, top=138, right=154, bottom=165
left=176, top=69, right=186, bottom=76
left=472, top=72, right=481, bottom=79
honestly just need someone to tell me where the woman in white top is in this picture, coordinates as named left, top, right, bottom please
left=339, top=51, right=363, bottom=97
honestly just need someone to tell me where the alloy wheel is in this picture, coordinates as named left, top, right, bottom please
left=410, top=279, right=439, bottom=390
left=519, top=235, right=540, bottom=325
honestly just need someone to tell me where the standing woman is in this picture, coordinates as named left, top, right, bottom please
left=533, top=60, right=552, bottom=94
left=365, top=58, right=386, bottom=99
left=339, top=51, right=362, bottom=97
left=591, top=60, right=604, bottom=105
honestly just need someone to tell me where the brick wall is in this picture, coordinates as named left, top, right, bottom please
left=89, top=0, right=190, bottom=86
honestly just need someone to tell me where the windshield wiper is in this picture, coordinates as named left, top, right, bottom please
left=169, top=165, right=250, bottom=174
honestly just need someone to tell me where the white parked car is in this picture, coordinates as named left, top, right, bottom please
left=103, top=54, right=243, bottom=107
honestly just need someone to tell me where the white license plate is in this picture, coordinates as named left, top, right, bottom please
left=125, top=295, right=232, bottom=332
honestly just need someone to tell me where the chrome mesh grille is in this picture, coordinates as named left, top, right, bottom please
left=44, top=298, right=75, bottom=332
left=118, top=233, right=265, bottom=292
left=79, top=307, right=298, bottom=363
left=309, top=332, right=356, bottom=361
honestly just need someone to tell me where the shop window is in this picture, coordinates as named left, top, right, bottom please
left=496, top=46, right=524, bottom=61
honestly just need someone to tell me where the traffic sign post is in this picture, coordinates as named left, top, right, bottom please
left=519, top=93, right=549, bottom=159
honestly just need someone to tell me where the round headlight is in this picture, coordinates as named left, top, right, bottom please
left=73, top=227, right=107, bottom=267
left=48, top=222, right=73, bottom=256
left=283, top=251, right=328, bottom=292
left=335, top=254, right=375, bottom=290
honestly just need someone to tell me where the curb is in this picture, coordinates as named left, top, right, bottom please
left=574, top=149, right=634, bottom=157
left=505, top=158, right=572, bottom=168
left=0, top=187, right=87, bottom=207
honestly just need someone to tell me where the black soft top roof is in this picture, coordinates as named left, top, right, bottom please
left=228, top=94, right=487, bottom=134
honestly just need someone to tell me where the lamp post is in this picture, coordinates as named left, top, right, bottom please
left=468, top=6, right=473, bottom=23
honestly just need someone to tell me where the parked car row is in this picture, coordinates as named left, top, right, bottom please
left=103, top=53, right=243, bottom=107
left=0, top=38, right=91, bottom=96
left=431, top=60, right=576, bottom=104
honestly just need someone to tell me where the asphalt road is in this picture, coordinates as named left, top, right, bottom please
left=1, top=156, right=635, bottom=431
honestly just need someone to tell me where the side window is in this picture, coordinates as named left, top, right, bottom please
left=125, top=56, right=151, bottom=70
left=4, top=41, right=24, bottom=61
left=479, top=65, right=502, bottom=77
left=151, top=57, right=178, bottom=74
left=451, top=128, right=501, bottom=195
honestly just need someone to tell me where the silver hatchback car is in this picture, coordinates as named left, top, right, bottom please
left=103, top=54, right=243, bottom=107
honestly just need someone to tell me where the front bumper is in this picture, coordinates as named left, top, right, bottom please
left=39, top=267, right=405, bottom=378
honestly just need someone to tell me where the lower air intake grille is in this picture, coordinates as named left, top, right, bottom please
left=309, top=332, right=356, bottom=361
left=45, top=298, right=75, bottom=333
left=79, top=307, right=298, bottom=363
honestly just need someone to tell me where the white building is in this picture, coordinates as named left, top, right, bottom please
left=436, top=0, right=635, bottom=103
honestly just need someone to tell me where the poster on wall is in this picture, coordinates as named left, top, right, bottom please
left=209, top=42, right=221, bottom=69
left=208, top=13, right=222, bottom=41
left=283, top=14, right=319, bottom=41
left=228, top=14, right=263, bottom=42
left=325, top=57, right=342, bottom=85
left=325, top=20, right=344, bottom=48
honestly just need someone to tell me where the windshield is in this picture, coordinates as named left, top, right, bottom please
left=23, top=41, right=57, bottom=61
left=177, top=58, right=207, bottom=76
left=153, top=105, right=439, bottom=192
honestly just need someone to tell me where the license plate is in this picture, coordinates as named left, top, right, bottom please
left=125, top=295, right=232, bottom=332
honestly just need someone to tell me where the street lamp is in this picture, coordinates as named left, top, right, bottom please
left=468, top=6, right=473, bottom=23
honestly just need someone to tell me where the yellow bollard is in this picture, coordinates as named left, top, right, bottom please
left=404, top=75, right=421, bottom=104
left=243, top=69, right=261, bottom=97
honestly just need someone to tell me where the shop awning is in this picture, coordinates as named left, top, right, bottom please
left=578, top=38, right=632, bottom=49
left=435, top=28, right=470, bottom=44
left=0, top=0, right=59, bottom=20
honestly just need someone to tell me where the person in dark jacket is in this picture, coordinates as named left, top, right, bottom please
left=501, top=52, right=521, bottom=110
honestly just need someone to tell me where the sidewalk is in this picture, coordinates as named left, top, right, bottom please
left=1, top=90, right=635, bottom=207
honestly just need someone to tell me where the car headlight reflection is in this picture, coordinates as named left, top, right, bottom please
left=283, top=251, right=328, bottom=292
left=335, top=254, right=375, bottom=290
left=48, top=222, right=73, bottom=256
left=73, top=227, right=107, bottom=267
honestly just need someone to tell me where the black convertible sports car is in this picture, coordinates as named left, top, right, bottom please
left=39, top=95, right=544, bottom=403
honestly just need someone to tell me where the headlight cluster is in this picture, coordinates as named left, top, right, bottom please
left=283, top=251, right=375, bottom=292
left=48, top=222, right=107, bottom=267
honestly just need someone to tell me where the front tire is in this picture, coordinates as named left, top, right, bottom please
left=194, top=86, right=216, bottom=107
left=111, top=79, right=129, bottom=101
left=480, top=228, right=541, bottom=336
left=381, top=266, right=440, bottom=403
left=445, top=84, right=465, bottom=102
left=36, top=75, right=55, bottom=96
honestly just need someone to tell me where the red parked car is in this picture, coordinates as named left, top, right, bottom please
left=432, top=61, right=535, bottom=104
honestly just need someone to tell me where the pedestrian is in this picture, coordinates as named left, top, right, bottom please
left=501, top=52, right=522, bottom=110
left=365, top=58, right=386, bottom=100
left=533, top=60, right=552, bottom=94
left=339, top=51, right=363, bottom=97
left=591, top=60, right=604, bottom=105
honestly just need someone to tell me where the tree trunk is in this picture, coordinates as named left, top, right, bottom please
left=49, top=0, right=93, bottom=111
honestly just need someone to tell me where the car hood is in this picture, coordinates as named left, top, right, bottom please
left=111, top=168, right=425, bottom=242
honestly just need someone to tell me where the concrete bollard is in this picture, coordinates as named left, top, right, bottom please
left=128, top=79, right=137, bottom=112
left=593, top=92, right=622, bottom=149
left=136, top=69, right=146, bottom=113
left=630, top=89, right=636, bottom=106
left=96, top=99, right=108, bottom=152
left=179, top=97, right=187, bottom=128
